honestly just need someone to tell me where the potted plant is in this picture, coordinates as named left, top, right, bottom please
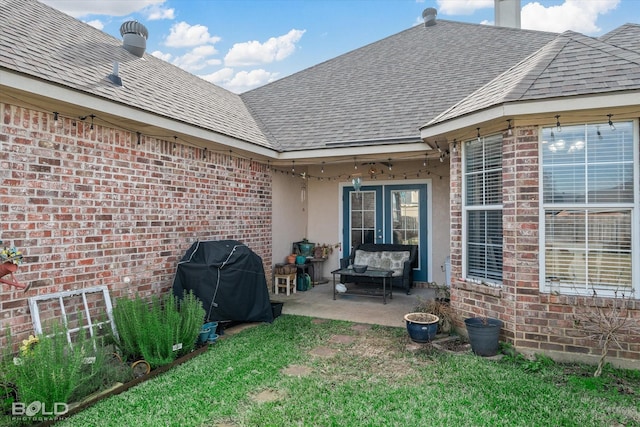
left=464, top=316, right=503, bottom=356
left=0, top=240, right=29, bottom=291
left=404, top=309, right=439, bottom=343
left=413, top=295, right=453, bottom=335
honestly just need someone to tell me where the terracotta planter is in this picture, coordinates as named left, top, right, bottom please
left=0, top=261, right=28, bottom=291
left=0, top=261, right=18, bottom=276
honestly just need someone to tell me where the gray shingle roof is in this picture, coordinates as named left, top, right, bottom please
left=241, top=20, right=556, bottom=152
left=427, top=27, right=640, bottom=126
left=0, top=0, right=270, bottom=148
left=599, top=23, right=640, bottom=53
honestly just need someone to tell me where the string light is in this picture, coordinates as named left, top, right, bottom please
left=291, top=160, right=295, bottom=173
left=607, top=114, right=615, bottom=130
left=321, top=161, right=324, bottom=173
left=388, top=159, right=392, bottom=171
left=353, top=157, right=357, bottom=170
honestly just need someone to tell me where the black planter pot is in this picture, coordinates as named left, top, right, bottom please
left=404, top=313, right=439, bottom=343
left=464, top=317, right=503, bottom=356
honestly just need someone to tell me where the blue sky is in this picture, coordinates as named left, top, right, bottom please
left=41, top=0, right=638, bottom=93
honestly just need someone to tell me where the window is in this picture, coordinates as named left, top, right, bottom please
left=541, top=120, right=637, bottom=295
left=464, top=134, right=503, bottom=283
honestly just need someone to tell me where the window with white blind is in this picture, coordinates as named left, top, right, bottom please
left=464, top=134, right=503, bottom=284
left=541, top=120, right=638, bottom=295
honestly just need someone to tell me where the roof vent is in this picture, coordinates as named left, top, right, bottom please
left=422, top=8, right=437, bottom=27
left=120, top=21, right=148, bottom=58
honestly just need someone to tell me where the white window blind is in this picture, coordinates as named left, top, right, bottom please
left=464, top=134, right=503, bottom=283
left=541, top=121, right=636, bottom=294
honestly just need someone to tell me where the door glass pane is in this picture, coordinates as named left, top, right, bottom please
left=390, top=190, right=419, bottom=245
left=350, top=191, right=376, bottom=247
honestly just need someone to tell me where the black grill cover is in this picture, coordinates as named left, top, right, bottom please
left=172, top=240, right=274, bottom=323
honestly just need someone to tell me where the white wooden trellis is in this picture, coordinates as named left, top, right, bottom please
left=28, top=286, right=118, bottom=347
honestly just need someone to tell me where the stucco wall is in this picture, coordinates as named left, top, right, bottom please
left=271, top=168, right=308, bottom=264
left=304, top=159, right=451, bottom=284
left=0, top=103, right=273, bottom=349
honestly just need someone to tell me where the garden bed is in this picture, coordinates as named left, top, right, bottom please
left=40, top=344, right=211, bottom=426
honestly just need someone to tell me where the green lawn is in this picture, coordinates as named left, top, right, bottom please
left=49, top=315, right=640, bottom=427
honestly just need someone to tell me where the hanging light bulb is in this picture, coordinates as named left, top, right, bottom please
left=607, top=114, right=615, bottom=130
left=476, top=128, right=481, bottom=142
left=555, top=115, right=561, bottom=132
left=321, top=161, right=324, bottom=173
left=353, top=157, right=357, bottom=170
left=291, top=160, right=295, bottom=173
left=506, top=119, right=513, bottom=136
left=388, top=159, right=392, bottom=171
left=53, top=112, right=61, bottom=128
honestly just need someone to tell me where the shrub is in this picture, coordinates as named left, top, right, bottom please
left=112, top=292, right=205, bottom=368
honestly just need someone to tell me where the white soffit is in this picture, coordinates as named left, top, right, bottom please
left=0, top=70, right=278, bottom=159
left=420, top=92, right=640, bottom=139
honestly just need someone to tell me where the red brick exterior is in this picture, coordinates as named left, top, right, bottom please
left=0, top=104, right=272, bottom=349
left=450, top=126, right=639, bottom=365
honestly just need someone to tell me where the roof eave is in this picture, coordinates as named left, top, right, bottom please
left=1, top=69, right=279, bottom=158
left=420, top=91, right=640, bottom=141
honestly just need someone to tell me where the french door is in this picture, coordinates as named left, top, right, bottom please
left=342, top=183, right=429, bottom=281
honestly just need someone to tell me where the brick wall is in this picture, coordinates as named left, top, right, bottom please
left=450, top=126, right=639, bottom=366
left=0, top=103, right=272, bottom=350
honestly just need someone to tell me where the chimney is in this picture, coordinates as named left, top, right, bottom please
left=495, top=0, right=521, bottom=29
left=422, top=8, right=437, bottom=27
left=120, top=21, right=148, bottom=58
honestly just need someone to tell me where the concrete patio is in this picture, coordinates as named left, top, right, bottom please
left=271, top=280, right=436, bottom=328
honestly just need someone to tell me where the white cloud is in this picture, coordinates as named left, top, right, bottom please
left=436, top=0, right=493, bottom=15
left=200, top=68, right=279, bottom=93
left=145, top=4, right=175, bottom=20
left=165, top=21, right=221, bottom=48
left=171, top=45, right=221, bottom=72
left=40, top=0, right=165, bottom=18
left=521, top=0, right=620, bottom=34
left=85, top=19, right=104, bottom=30
left=151, top=50, right=172, bottom=62
left=224, top=29, right=306, bottom=67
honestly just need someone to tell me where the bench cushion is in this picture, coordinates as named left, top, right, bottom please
left=354, top=249, right=410, bottom=277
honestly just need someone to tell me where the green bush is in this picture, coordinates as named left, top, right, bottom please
left=112, top=292, right=205, bottom=368
left=9, top=322, right=91, bottom=409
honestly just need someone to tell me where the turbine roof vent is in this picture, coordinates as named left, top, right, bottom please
left=120, top=21, right=148, bottom=58
left=422, top=8, right=437, bottom=27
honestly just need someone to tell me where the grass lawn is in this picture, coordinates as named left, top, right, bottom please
left=52, top=315, right=639, bottom=427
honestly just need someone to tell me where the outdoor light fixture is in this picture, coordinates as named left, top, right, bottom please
left=477, top=128, right=481, bottom=142
left=607, top=114, right=615, bottom=130
left=555, top=115, right=562, bottom=132
left=352, top=176, right=362, bottom=191
left=506, top=119, right=513, bottom=136
left=53, top=111, right=60, bottom=128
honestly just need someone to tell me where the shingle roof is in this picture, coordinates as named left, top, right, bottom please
left=427, top=27, right=640, bottom=126
left=599, top=23, right=640, bottom=53
left=241, top=20, right=556, bottom=152
left=0, top=0, right=271, bottom=148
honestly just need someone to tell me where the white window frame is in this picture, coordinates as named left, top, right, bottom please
left=462, top=133, right=503, bottom=286
left=539, top=119, right=639, bottom=298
